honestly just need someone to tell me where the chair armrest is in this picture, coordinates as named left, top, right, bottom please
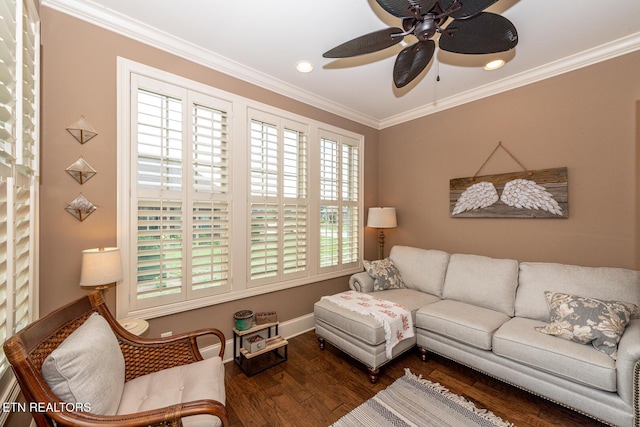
left=48, top=399, right=228, bottom=427
left=112, top=325, right=226, bottom=381
left=614, top=319, right=640, bottom=406
left=349, top=271, right=374, bottom=293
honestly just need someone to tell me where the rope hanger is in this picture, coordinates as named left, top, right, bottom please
left=472, top=141, right=532, bottom=180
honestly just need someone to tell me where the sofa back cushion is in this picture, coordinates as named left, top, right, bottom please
left=443, top=254, right=519, bottom=316
left=516, top=262, right=640, bottom=321
left=41, top=313, right=125, bottom=415
left=390, top=246, right=450, bottom=297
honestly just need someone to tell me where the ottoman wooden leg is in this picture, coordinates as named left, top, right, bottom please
left=318, top=336, right=325, bottom=350
left=367, top=368, right=379, bottom=384
left=418, top=346, right=430, bottom=362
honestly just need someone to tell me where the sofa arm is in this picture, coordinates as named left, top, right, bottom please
left=349, top=272, right=374, bottom=293
left=614, top=319, right=640, bottom=407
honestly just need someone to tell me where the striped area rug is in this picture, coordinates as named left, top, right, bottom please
left=331, top=369, right=514, bottom=427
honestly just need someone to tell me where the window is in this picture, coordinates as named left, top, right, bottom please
left=319, top=131, right=360, bottom=270
left=126, top=75, right=232, bottom=312
left=249, top=111, right=308, bottom=286
left=0, top=0, right=39, bottom=380
left=118, top=59, right=362, bottom=319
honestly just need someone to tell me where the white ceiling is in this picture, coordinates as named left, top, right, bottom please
left=43, top=0, right=640, bottom=128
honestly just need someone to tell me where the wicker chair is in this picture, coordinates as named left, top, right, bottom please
left=3, top=291, right=228, bottom=427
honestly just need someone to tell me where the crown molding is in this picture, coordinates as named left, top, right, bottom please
left=42, top=0, right=640, bottom=131
left=41, top=0, right=381, bottom=129
left=379, top=31, right=640, bottom=129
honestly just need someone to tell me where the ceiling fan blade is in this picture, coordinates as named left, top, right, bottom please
left=393, top=40, right=435, bottom=88
left=438, top=0, right=498, bottom=19
left=323, top=27, right=405, bottom=58
left=439, top=12, right=518, bottom=54
left=376, top=0, right=436, bottom=18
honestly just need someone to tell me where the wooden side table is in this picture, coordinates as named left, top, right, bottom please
left=118, top=317, right=149, bottom=336
left=233, top=321, right=288, bottom=376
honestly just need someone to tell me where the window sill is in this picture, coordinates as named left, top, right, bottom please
left=119, top=266, right=362, bottom=320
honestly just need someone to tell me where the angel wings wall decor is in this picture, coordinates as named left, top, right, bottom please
left=450, top=167, right=568, bottom=218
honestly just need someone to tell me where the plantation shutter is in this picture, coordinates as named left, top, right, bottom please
left=190, top=101, right=230, bottom=295
left=250, top=119, right=279, bottom=281
left=320, top=137, right=338, bottom=268
left=0, top=0, right=16, bottom=374
left=11, top=172, right=32, bottom=332
left=282, top=128, right=307, bottom=276
left=131, top=77, right=232, bottom=311
left=319, top=132, right=360, bottom=270
left=0, top=176, right=8, bottom=373
left=18, top=0, right=38, bottom=173
left=341, top=143, right=359, bottom=265
left=135, top=86, right=185, bottom=307
left=0, top=0, right=38, bottom=377
left=0, top=0, right=17, bottom=167
left=249, top=113, right=308, bottom=285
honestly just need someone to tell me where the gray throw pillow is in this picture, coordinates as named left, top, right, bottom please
left=363, top=258, right=405, bottom=291
left=535, top=291, right=638, bottom=359
left=41, top=313, right=125, bottom=415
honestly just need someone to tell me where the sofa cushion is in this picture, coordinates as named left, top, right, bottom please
left=389, top=246, right=450, bottom=297
left=363, top=258, right=405, bottom=291
left=493, top=317, right=617, bottom=392
left=415, top=300, right=510, bottom=350
left=535, top=291, right=637, bottom=360
left=314, top=289, right=439, bottom=346
left=117, top=357, right=225, bottom=427
left=442, top=254, right=519, bottom=316
left=515, top=262, right=640, bottom=321
left=41, top=313, right=125, bottom=416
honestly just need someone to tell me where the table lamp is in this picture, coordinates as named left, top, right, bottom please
left=79, top=247, right=123, bottom=293
left=367, top=207, right=397, bottom=259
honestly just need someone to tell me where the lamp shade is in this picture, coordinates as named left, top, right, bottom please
left=367, top=207, right=397, bottom=228
left=80, top=247, right=123, bottom=287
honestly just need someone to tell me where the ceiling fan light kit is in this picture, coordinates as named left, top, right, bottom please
left=324, top=0, right=518, bottom=88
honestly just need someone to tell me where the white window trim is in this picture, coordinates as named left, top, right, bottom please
left=116, top=58, right=363, bottom=320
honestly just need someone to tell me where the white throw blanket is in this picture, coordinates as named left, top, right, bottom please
left=321, top=291, right=414, bottom=358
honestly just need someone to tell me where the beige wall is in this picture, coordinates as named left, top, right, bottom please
left=379, top=51, right=640, bottom=270
left=39, top=6, right=639, bottom=336
left=637, top=101, right=640, bottom=268
left=39, top=8, right=379, bottom=337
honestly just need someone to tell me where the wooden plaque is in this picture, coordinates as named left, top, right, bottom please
left=450, top=167, right=568, bottom=218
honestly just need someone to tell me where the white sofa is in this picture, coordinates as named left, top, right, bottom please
left=314, top=245, right=640, bottom=427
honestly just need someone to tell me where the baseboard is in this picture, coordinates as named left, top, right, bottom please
left=199, top=312, right=315, bottom=363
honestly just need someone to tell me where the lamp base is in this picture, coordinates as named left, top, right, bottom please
left=377, top=229, right=386, bottom=260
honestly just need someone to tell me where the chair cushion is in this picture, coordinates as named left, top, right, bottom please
left=117, top=357, right=226, bottom=427
left=535, top=291, right=637, bottom=359
left=443, top=254, right=519, bottom=316
left=494, top=317, right=617, bottom=392
left=415, top=300, right=511, bottom=350
left=41, top=313, right=125, bottom=415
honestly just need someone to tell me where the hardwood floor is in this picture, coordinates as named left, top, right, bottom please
left=224, top=330, right=608, bottom=427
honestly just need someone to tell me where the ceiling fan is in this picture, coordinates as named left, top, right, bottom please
left=323, top=0, right=518, bottom=88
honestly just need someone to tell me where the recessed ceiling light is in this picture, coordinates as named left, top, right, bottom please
left=484, top=59, right=505, bottom=71
left=296, top=61, right=314, bottom=73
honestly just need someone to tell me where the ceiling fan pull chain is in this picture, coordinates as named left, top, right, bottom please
left=472, top=141, right=530, bottom=180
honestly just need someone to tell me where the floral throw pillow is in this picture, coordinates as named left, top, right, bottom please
left=535, top=291, right=638, bottom=359
left=362, top=258, right=405, bottom=291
